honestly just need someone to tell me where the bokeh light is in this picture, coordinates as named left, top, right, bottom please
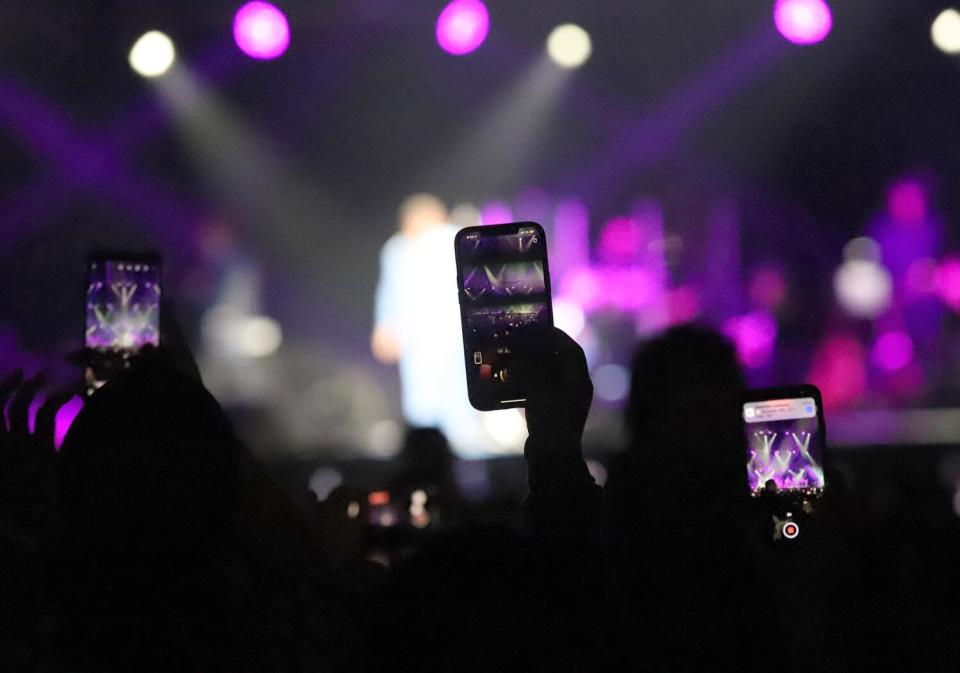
left=233, top=1, right=290, bottom=60
left=843, top=236, right=882, bottom=262
left=887, top=178, right=928, bottom=223
left=723, top=311, right=778, bottom=368
left=436, top=0, right=489, bottom=56
left=872, top=331, right=914, bottom=371
left=597, top=216, right=641, bottom=263
left=935, top=257, right=960, bottom=311
left=774, top=0, right=833, bottom=45
left=308, top=467, right=343, bottom=501
left=593, top=363, right=630, bottom=402
left=239, top=316, right=283, bottom=357
left=546, top=24, right=592, bottom=69
left=748, top=266, right=788, bottom=310
left=833, top=259, right=893, bottom=319
left=808, top=335, right=866, bottom=409
left=129, top=31, right=176, bottom=78
left=932, top=8, right=960, bottom=54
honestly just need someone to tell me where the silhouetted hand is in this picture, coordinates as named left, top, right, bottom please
left=514, top=326, right=593, bottom=454
left=0, top=370, right=76, bottom=543
left=513, top=328, right=600, bottom=531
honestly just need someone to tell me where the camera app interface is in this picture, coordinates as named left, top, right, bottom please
left=744, top=397, right=825, bottom=495
left=86, top=259, right=161, bottom=353
left=458, top=226, right=551, bottom=404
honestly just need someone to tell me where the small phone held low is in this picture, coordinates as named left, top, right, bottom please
left=84, top=252, right=162, bottom=395
left=454, top=222, right=553, bottom=411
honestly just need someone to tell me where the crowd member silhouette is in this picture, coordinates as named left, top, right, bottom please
left=6, top=313, right=960, bottom=671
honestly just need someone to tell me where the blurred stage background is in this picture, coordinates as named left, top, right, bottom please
left=4, top=0, right=960, bottom=500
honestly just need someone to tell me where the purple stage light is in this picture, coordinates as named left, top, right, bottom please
left=480, top=200, right=512, bottom=224
left=724, top=310, right=778, bottom=369
left=774, top=0, right=832, bottom=45
left=233, top=1, right=290, bottom=60
left=872, top=331, right=913, bottom=371
left=436, top=0, right=489, bottom=56
left=598, top=216, right=642, bottom=263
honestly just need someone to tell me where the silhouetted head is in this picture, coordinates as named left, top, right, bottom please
left=399, top=427, right=453, bottom=480
left=625, top=324, right=746, bottom=484
left=56, top=359, right=241, bottom=671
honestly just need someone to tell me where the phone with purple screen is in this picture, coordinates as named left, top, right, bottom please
left=455, top=222, right=553, bottom=411
left=84, top=252, right=161, bottom=395
left=743, top=385, right=826, bottom=499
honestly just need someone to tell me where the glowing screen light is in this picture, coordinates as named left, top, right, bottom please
left=129, top=31, right=176, bottom=78
left=546, top=23, right=592, bottom=69
left=773, top=0, right=833, bottom=45
left=233, top=1, right=290, bottom=60
left=436, top=0, right=489, bottom=56
left=932, top=8, right=960, bottom=54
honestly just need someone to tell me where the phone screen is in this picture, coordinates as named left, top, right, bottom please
left=455, top=223, right=553, bottom=410
left=743, top=394, right=825, bottom=496
left=85, top=255, right=161, bottom=393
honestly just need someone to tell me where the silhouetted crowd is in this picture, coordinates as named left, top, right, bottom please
left=3, top=324, right=960, bottom=672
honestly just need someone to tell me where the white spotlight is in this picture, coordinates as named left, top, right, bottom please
left=932, top=9, right=960, bottom=54
left=129, top=31, right=176, bottom=78
left=833, top=259, right=893, bottom=319
left=239, top=316, right=283, bottom=357
left=546, top=24, right=592, bottom=69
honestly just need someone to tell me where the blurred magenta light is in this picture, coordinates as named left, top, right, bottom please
left=808, top=334, right=866, bottom=410
left=936, top=257, right=960, bottom=311
left=233, top=1, right=290, bottom=60
left=774, top=0, right=832, bottom=45
left=872, top=331, right=914, bottom=371
left=436, top=0, right=489, bottom=56
left=723, top=310, right=778, bottom=369
left=598, top=216, right=642, bottom=263
left=887, top=179, right=928, bottom=224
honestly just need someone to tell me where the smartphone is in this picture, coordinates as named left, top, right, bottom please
left=743, top=385, right=826, bottom=499
left=84, top=252, right=162, bottom=395
left=454, top=222, right=553, bottom=411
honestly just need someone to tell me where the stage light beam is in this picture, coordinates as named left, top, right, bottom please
left=436, top=0, right=489, bottom=56
left=129, top=31, right=176, bottom=78
left=773, top=0, right=832, bottom=45
left=233, top=1, right=290, bottom=60
left=547, top=24, right=592, bottom=68
left=932, top=9, right=960, bottom=54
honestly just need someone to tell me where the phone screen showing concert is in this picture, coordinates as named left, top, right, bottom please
left=85, top=258, right=161, bottom=394
left=744, top=397, right=825, bottom=495
left=456, top=223, right=552, bottom=410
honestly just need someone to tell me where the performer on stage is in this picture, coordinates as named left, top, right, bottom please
left=372, top=194, right=486, bottom=456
